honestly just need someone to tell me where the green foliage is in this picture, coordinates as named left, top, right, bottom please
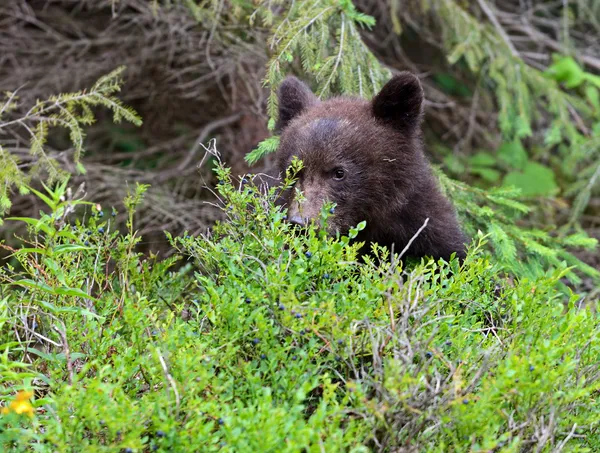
left=431, top=72, right=473, bottom=98
left=0, top=66, right=141, bottom=220
left=418, top=1, right=591, bottom=141
left=466, top=151, right=502, bottom=184
left=539, top=54, right=600, bottom=224
left=502, top=161, right=558, bottom=197
left=1, top=170, right=599, bottom=451
left=497, top=140, right=528, bottom=171
left=437, top=168, right=599, bottom=286
left=245, top=135, right=280, bottom=166
left=545, top=54, right=600, bottom=92
left=443, top=139, right=560, bottom=197
left=261, top=0, right=388, bottom=107
left=398, top=1, right=600, bottom=220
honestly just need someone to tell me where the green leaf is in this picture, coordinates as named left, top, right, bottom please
left=545, top=56, right=585, bottom=88
left=443, top=154, right=466, bottom=174
left=76, top=161, right=87, bottom=175
left=14, top=278, right=55, bottom=294
left=544, top=123, right=562, bottom=146
left=585, top=85, right=600, bottom=112
left=471, top=167, right=501, bottom=183
left=431, top=73, right=472, bottom=97
left=37, top=299, right=102, bottom=318
left=488, top=222, right=516, bottom=263
left=497, top=140, right=528, bottom=170
left=468, top=152, right=496, bottom=167
left=14, top=247, right=49, bottom=256
left=53, top=287, right=92, bottom=299
left=503, top=162, right=558, bottom=197
left=43, top=258, right=66, bottom=286
left=562, top=232, right=598, bottom=249
left=14, top=278, right=96, bottom=301
left=55, top=230, right=81, bottom=241
left=486, top=195, right=529, bottom=213
left=53, top=244, right=93, bottom=254
left=584, top=72, right=600, bottom=89
left=28, top=186, right=56, bottom=211
left=6, top=217, right=54, bottom=236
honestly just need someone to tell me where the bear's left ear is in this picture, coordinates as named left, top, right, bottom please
left=276, top=76, right=319, bottom=132
left=371, top=72, right=424, bottom=131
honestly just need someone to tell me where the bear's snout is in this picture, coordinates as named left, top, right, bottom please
left=284, top=177, right=330, bottom=225
left=288, top=215, right=307, bottom=227
left=286, top=199, right=314, bottom=228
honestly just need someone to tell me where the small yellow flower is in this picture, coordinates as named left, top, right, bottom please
left=9, top=399, right=34, bottom=417
left=15, top=390, right=34, bottom=402
left=1, top=390, right=35, bottom=417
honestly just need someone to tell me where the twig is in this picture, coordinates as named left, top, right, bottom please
left=319, top=13, right=345, bottom=97
left=397, top=218, right=429, bottom=259
left=509, top=21, right=600, bottom=73
left=476, top=0, right=520, bottom=57
left=52, top=324, right=74, bottom=385
left=556, top=423, right=578, bottom=451
left=154, top=113, right=240, bottom=183
left=156, top=347, right=181, bottom=412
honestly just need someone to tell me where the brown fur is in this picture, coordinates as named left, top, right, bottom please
left=274, top=72, right=467, bottom=261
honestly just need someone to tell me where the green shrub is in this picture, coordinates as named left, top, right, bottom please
left=1, top=163, right=599, bottom=451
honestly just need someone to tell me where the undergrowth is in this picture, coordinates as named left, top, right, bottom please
left=0, top=162, right=599, bottom=452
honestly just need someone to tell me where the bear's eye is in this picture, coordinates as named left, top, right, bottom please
left=333, top=168, right=346, bottom=181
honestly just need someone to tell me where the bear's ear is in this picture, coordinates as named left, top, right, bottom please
left=276, top=76, right=319, bottom=132
left=371, top=72, right=424, bottom=131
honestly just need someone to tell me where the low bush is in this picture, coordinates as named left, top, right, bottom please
left=1, top=162, right=599, bottom=452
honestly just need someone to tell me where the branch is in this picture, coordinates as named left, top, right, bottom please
left=398, top=217, right=430, bottom=260
left=156, top=347, right=181, bottom=412
left=52, top=324, right=74, bottom=385
left=154, top=113, right=241, bottom=183
left=476, top=0, right=520, bottom=58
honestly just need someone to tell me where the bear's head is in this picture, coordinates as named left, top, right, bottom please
left=275, top=72, right=431, bottom=240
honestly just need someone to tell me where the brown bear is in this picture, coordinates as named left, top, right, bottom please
left=273, top=72, right=467, bottom=262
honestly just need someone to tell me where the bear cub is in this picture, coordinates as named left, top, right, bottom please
left=274, top=72, right=467, bottom=261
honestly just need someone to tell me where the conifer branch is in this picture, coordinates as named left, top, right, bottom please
left=475, top=0, right=519, bottom=57
left=0, top=66, right=141, bottom=218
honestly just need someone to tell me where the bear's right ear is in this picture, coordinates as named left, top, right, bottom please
left=371, top=72, right=424, bottom=132
left=275, top=76, right=319, bottom=132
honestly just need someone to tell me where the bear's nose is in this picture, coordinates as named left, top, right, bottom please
left=288, top=215, right=306, bottom=227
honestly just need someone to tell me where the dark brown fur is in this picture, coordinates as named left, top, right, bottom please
left=274, top=72, right=467, bottom=261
